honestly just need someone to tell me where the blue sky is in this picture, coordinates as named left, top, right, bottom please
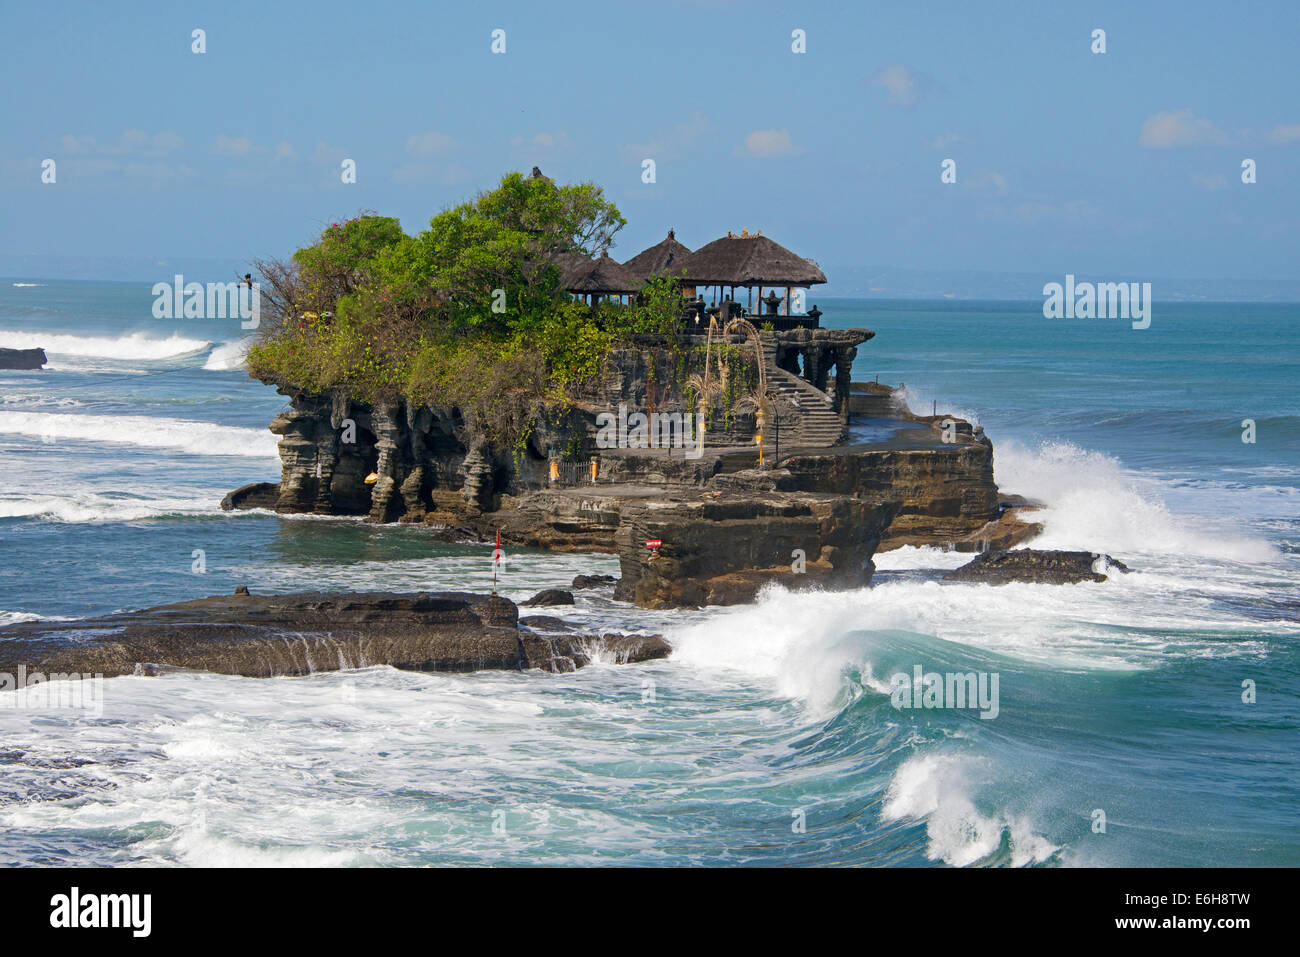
left=3, top=0, right=1298, bottom=287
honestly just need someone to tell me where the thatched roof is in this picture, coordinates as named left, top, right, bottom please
left=621, top=229, right=692, bottom=282
left=679, top=233, right=827, bottom=286
left=557, top=252, right=641, bottom=294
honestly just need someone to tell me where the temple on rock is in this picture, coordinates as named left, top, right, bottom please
left=556, top=228, right=858, bottom=429
left=585, top=227, right=829, bottom=328
left=230, top=198, right=1041, bottom=609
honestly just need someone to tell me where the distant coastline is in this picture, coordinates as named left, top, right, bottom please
left=6, top=260, right=1299, bottom=303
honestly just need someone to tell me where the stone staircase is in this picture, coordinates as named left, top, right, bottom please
left=760, top=335, right=845, bottom=452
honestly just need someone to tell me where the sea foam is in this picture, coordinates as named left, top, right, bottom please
left=994, top=439, right=1279, bottom=564
left=882, top=753, right=1059, bottom=867
left=0, top=330, right=209, bottom=360
left=203, top=339, right=252, bottom=371
left=0, top=411, right=279, bottom=457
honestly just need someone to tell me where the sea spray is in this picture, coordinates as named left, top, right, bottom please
left=0, top=329, right=210, bottom=360
left=993, top=439, right=1279, bottom=563
left=0, top=411, right=279, bottom=458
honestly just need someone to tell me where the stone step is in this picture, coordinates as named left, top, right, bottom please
left=756, top=332, right=844, bottom=448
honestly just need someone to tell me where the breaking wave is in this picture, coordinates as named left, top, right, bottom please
left=203, top=339, right=252, bottom=371
left=0, top=330, right=210, bottom=360
left=0, top=411, right=279, bottom=457
left=993, top=439, right=1279, bottom=563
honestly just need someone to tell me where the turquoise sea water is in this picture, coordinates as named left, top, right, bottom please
left=0, top=280, right=1296, bottom=866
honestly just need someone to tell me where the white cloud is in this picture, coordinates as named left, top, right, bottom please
left=58, top=131, right=183, bottom=155
left=874, top=65, right=922, bottom=108
left=1269, top=123, right=1300, bottom=144
left=119, top=129, right=149, bottom=152
left=59, top=134, right=97, bottom=154
left=1138, top=109, right=1227, bottom=149
left=406, top=131, right=455, bottom=156
left=214, top=134, right=254, bottom=156
left=738, top=128, right=798, bottom=157
left=924, top=132, right=962, bottom=151
left=273, top=141, right=296, bottom=160
left=51, top=156, right=194, bottom=182
left=311, top=142, right=349, bottom=164
left=962, top=169, right=1008, bottom=194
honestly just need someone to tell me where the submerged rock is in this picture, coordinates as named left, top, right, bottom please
left=572, top=574, right=617, bottom=589
left=522, top=588, right=575, bottom=607
left=945, top=549, right=1130, bottom=585
left=518, top=615, right=574, bottom=632
left=0, top=591, right=669, bottom=678
left=220, top=482, right=280, bottom=511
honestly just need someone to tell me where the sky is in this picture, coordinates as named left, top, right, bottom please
left=2, top=0, right=1298, bottom=292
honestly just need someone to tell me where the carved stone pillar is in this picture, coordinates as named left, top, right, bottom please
left=801, top=348, right=820, bottom=389
left=808, top=346, right=831, bottom=394
left=833, top=344, right=858, bottom=420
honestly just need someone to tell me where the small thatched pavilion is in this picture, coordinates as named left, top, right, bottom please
left=558, top=251, right=642, bottom=305
left=622, top=229, right=693, bottom=292
left=679, top=230, right=827, bottom=317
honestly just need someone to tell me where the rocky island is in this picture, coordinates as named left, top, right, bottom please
left=3, top=169, right=1090, bottom=681
left=218, top=169, right=1040, bottom=613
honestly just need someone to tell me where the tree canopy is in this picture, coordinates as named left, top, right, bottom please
left=247, top=171, right=684, bottom=431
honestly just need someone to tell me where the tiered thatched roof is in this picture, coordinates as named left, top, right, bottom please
left=557, top=251, right=641, bottom=294
left=621, top=229, right=692, bottom=282
left=679, top=233, right=827, bottom=286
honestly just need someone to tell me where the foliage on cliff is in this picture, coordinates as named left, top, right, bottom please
left=247, top=172, right=687, bottom=432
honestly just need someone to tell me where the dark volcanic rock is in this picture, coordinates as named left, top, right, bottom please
left=0, top=347, right=47, bottom=370
left=776, top=442, right=1001, bottom=551
left=483, top=491, right=623, bottom=552
left=426, top=524, right=487, bottom=543
left=518, top=615, right=574, bottom=632
left=220, top=482, right=281, bottom=511
left=572, top=574, right=617, bottom=589
left=522, top=588, right=576, bottom=607
left=614, top=491, right=900, bottom=608
left=945, top=549, right=1130, bottom=585
left=594, top=633, right=672, bottom=664
left=0, top=591, right=667, bottom=678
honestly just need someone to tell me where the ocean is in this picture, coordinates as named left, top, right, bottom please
left=1, top=280, right=1296, bottom=867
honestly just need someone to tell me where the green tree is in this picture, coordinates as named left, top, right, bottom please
left=374, top=171, right=625, bottom=335
left=292, top=213, right=407, bottom=313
